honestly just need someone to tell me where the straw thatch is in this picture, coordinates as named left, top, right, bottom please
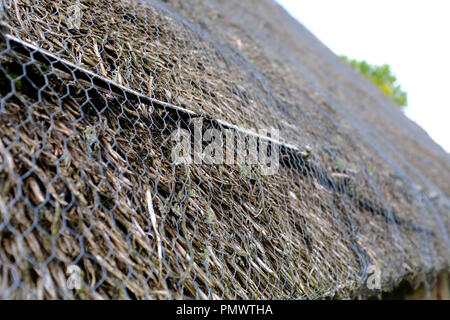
left=0, top=0, right=448, bottom=299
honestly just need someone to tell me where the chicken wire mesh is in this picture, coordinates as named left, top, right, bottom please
left=0, top=0, right=448, bottom=299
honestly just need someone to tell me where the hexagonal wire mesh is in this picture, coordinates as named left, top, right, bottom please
left=0, top=0, right=448, bottom=299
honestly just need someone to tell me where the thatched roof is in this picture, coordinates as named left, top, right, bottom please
left=0, top=0, right=448, bottom=299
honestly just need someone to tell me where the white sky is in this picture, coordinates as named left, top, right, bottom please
left=275, top=0, right=450, bottom=152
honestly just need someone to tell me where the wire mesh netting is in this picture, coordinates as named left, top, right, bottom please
left=0, top=0, right=449, bottom=299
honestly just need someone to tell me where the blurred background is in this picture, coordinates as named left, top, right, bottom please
left=276, top=0, right=450, bottom=152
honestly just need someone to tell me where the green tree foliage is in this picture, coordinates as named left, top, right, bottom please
left=341, top=56, right=407, bottom=108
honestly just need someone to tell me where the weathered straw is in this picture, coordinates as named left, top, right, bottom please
left=0, top=0, right=448, bottom=300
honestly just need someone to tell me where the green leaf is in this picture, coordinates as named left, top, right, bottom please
left=341, top=56, right=407, bottom=108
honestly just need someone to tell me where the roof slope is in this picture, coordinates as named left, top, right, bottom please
left=0, top=0, right=448, bottom=299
